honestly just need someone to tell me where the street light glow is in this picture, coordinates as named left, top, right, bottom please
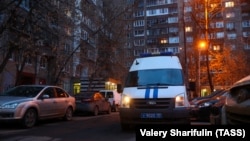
left=199, top=41, right=206, bottom=49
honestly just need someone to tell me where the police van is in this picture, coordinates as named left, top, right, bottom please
left=118, top=52, right=190, bottom=130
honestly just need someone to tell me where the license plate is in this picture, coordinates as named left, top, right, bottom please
left=141, top=113, right=162, bottom=119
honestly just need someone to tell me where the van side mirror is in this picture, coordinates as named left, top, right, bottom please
left=117, top=84, right=122, bottom=93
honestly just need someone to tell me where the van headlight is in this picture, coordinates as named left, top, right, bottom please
left=121, top=95, right=131, bottom=108
left=175, top=94, right=185, bottom=107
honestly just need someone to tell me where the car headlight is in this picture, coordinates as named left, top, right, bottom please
left=198, top=102, right=212, bottom=108
left=121, top=95, right=131, bottom=108
left=1, top=103, right=19, bottom=109
left=175, top=93, right=185, bottom=107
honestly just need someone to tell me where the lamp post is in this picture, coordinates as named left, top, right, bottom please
left=198, top=41, right=206, bottom=97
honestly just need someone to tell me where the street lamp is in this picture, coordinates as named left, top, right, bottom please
left=198, top=41, right=206, bottom=97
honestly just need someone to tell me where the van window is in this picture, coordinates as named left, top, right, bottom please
left=125, top=69, right=184, bottom=87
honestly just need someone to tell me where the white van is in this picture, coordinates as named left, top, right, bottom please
left=99, top=90, right=121, bottom=112
left=119, top=52, right=190, bottom=130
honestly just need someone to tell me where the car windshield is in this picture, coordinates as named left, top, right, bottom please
left=125, top=69, right=184, bottom=87
left=0, top=86, right=44, bottom=97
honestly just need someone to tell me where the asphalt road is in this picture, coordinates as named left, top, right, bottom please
left=0, top=112, right=210, bottom=141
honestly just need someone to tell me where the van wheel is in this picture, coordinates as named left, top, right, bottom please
left=21, top=108, right=37, bottom=128
left=93, top=106, right=99, bottom=116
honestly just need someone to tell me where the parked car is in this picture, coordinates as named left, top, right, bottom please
left=221, top=75, right=250, bottom=124
left=209, top=92, right=228, bottom=125
left=189, top=89, right=224, bottom=106
left=75, top=92, right=111, bottom=116
left=99, top=90, right=121, bottom=112
left=0, top=85, right=76, bottom=128
left=190, top=89, right=227, bottom=121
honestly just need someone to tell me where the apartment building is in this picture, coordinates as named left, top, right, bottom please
left=183, top=0, right=250, bottom=96
left=125, top=0, right=181, bottom=66
left=0, top=0, right=75, bottom=92
left=126, top=0, right=250, bottom=97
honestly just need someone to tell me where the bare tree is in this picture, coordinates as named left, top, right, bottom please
left=184, top=0, right=248, bottom=95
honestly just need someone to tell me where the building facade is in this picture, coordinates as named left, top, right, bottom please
left=0, top=0, right=75, bottom=92
left=125, top=0, right=250, bottom=98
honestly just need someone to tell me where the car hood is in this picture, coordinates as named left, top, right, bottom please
left=231, top=75, right=250, bottom=89
left=0, top=96, right=33, bottom=105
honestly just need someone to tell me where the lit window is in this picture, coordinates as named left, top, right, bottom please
left=226, top=12, right=235, bottom=18
left=212, top=45, right=221, bottom=51
left=225, top=2, right=234, bottom=7
left=160, top=39, right=167, bottom=44
left=185, top=26, right=192, bottom=32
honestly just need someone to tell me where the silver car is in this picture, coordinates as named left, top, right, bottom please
left=0, top=85, right=76, bottom=128
left=221, top=75, right=250, bottom=124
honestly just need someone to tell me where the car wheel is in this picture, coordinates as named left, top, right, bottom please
left=21, top=108, right=37, bottom=128
left=93, top=106, right=99, bottom=116
left=64, top=107, right=73, bottom=121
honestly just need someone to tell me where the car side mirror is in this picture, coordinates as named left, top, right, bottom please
left=42, top=94, right=50, bottom=99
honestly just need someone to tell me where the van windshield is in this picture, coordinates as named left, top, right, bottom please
left=125, top=69, right=184, bottom=87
